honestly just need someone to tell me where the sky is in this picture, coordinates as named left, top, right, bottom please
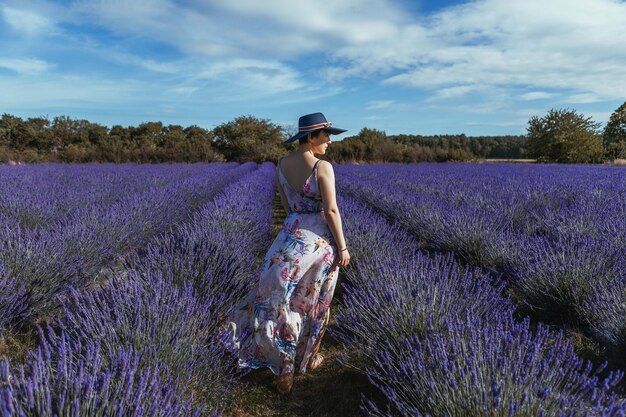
left=1, top=0, right=625, bottom=138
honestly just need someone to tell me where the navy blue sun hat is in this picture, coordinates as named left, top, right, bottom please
left=283, top=112, right=347, bottom=144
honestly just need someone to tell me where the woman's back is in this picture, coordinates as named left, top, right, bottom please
left=277, top=156, right=323, bottom=213
left=278, top=155, right=320, bottom=192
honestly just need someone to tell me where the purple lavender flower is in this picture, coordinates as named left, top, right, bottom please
left=0, top=325, right=203, bottom=417
left=364, top=313, right=626, bottom=416
left=0, top=162, right=256, bottom=334
left=57, top=269, right=238, bottom=410
left=0, top=262, right=28, bottom=333
left=582, top=270, right=626, bottom=357
left=333, top=194, right=512, bottom=359
left=334, top=163, right=626, bottom=354
left=53, top=162, right=276, bottom=412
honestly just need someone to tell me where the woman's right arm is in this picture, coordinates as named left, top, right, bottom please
left=317, top=161, right=350, bottom=268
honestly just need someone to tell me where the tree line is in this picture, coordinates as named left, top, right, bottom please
left=1, top=101, right=625, bottom=164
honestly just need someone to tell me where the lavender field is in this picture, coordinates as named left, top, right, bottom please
left=1, top=162, right=626, bottom=416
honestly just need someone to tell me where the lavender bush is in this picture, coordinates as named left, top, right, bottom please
left=0, top=325, right=205, bottom=417
left=582, top=270, right=626, bottom=360
left=4, top=161, right=626, bottom=415
left=335, top=163, right=626, bottom=353
left=54, top=163, right=276, bottom=412
left=0, top=163, right=223, bottom=229
left=0, top=162, right=255, bottom=333
left=364, top=313, right=626, bottom=417
left=335, top=194, right=422, bottom=263
left=333, top=184, right=626, bottom=415
left=510, top=233, right=626, bottom=322
left=126, top=163, right=275, bottom=322
left=335, top=251, right=513, bottom=364
left=334, top=194, right=510, bottom=356
left=57, top=269, right=237, bottom=410
left=0, top=262, right=27, bottom=334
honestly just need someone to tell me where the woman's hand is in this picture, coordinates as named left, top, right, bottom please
left=331, top=248, right=351, bottom=271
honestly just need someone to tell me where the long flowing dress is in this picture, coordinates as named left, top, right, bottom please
left=225, top=158, right=339, bottom=376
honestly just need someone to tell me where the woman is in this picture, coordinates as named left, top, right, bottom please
left=225, top=112, right=351, bottom=394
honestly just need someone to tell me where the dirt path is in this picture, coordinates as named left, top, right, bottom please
left=223, top=330, right=374, bottom=417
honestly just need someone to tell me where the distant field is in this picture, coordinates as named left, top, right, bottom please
left=483, top=158, right=537, bottom=162
left=2, top=162, right=626, bottom=416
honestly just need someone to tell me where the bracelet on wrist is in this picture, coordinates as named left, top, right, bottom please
left=339, top=247, right=348, bottom=252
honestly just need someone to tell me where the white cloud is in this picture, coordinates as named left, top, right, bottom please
left=0, top=58, right=51, bottom=74
left=427, top=85, right=479, bottom=101
left=65, top=0, right=412, bottom=61
left=160, top=105, right=176, bottom=114
left=202, top=0, right=408, bottom=46
left=0, top=74, right=146, bottom=107
left=105, top=51, right=182, bottom=74
left=366, top=100, right=394, bottom=110
left=383, top=0, right=626, bottom=103
left=167, top=86, right=200, bottom=95
left=195, top=59, right=306, bottom=94
left=2, top=0, right=624, bottom=132
left=586, top=111, right=612, bottom=125
left=434, top=101, right=510, bottom=115
left=565, top=92, right=607, bottom=104
left=6, top=0, right=626, bottom=101
left=520, top=92, right=556, bottom=101
left=1, top=6, right=54, bottom=35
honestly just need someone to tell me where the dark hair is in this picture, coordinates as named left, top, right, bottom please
left=298, top=129, right=328, bottom=145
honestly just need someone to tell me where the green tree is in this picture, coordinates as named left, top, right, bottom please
left=101, top=125, right=131, bottom=162
left=0, top=114, right=27, bottom=150
left=603, top=101, right=626, bottom=159
left=51, top=115, right=83, bottom=147
left=23, top=117, right=53, bottom=153
left=183, top=126, right=223, bottom=162
left=132, top=122, right=165, bottom=146
left=85, top=123, right=109, bottom=146
left=527, top=108, right=604, bottom=163
left=161, top=124, right=186, bottom=161
left=212, top=115, right=286, bottom=162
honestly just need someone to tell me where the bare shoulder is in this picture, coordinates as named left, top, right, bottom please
left=317, top=160, right=334, bottom=176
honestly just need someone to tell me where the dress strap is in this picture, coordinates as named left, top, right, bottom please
left=276, top=157, right=284, bottom=176
left=313, top=159, right=321, bottom=171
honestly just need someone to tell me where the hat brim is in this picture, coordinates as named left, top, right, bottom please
left=283, top=127, right=347, bottom=144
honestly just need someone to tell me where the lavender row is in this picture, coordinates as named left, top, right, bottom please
left=0, top=162, right=247, bottom=416
left=0, top=162, right=255, bottom=334
left=0, top=263, right=27, bottom=333
left=126, top=162, right=275, bottom=311
left=333, top=193, right=626, bottom=415
left=335, top=163, right=626, bottom=269
left=51, top=163, right=276, bottom=413
left=1, top=325, right=205, bottom=417
left=364, top=313, right=625, bottom=417
left=334, top=163, right=626, bottom=355
left=0, top=163, right=232, bottom=230
left=331, top=194, right=512, bottom=362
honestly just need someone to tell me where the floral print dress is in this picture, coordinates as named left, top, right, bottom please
left=225, top=158, right=339, bottom=376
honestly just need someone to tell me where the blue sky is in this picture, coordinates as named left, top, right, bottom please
left=1, top=0, right=625, bottom=138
